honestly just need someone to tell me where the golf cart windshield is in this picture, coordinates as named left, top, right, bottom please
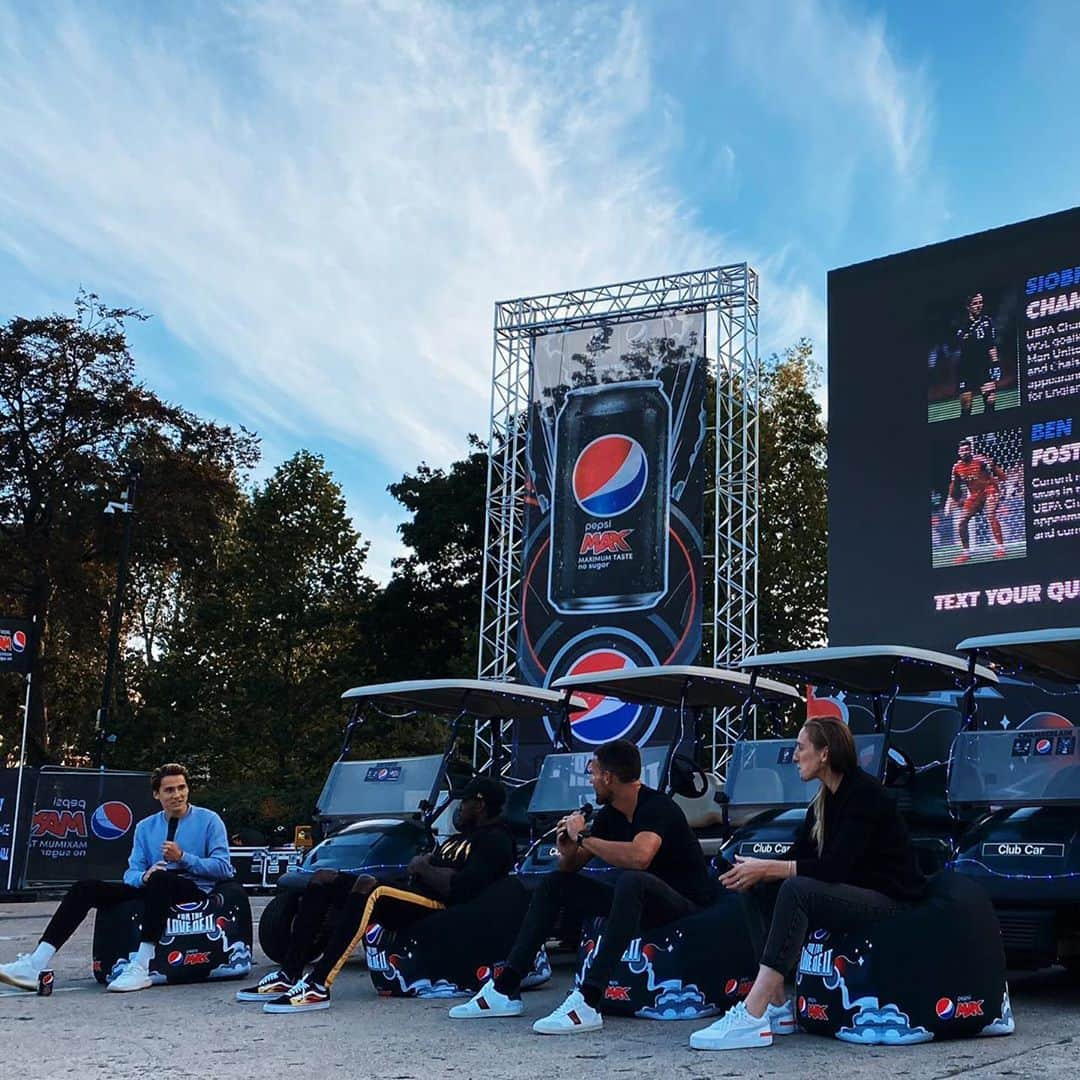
left=725, top=734, right=887, bottom=809
left=528, top=747, right=669, bottom=816
left=316, top=755, right=445, bottom=819
left=949, top=729, right=1080, bottom=806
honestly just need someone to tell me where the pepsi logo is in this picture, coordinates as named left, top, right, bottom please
left=811, top=928, right=830, bottom=942
left=90, top=801, right=133, bottom=841
left=167, top=950, right=184, bottom=966
left=364, top=924, right=383, bottom=946
left=1034, top=738, right=1053, bottom=755
left=566, top=649, right=642, bottom=744
left=797, top=995, right=806, bottom=1014
left=572, top=435, right=648, bottom=517
left=936, top=997, right=955, bottom=1020
left=12, top=631, right=26, bottom=653
left=1019, top=712, right=1072, bottom=731
left=724, top=978, right=738, bottom=996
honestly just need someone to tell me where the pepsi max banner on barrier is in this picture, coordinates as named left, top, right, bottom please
left=0, top=617, right=33, bottom=675
left=515, top=313, right=706, bottom=767
left=24, top=768, right=157, bottom=885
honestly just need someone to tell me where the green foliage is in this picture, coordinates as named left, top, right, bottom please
left=757, top=338, right=829, bottom=652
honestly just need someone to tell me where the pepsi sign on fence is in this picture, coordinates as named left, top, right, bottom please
left=515, top=313, right=706, bottom=758
left=0, top=617, right=33, bottom=675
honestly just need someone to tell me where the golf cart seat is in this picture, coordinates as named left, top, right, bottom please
left=365, top=876, right=550, bottom=998
left=728, top=768, right=786, bottom=807
left=575, top=891, right=757, bottom=1020
left=93, top=878, right=253, bottom=985
left=795, top=872, right=1012, bottom=1043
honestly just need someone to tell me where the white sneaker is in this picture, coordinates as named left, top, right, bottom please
left=107, top=960, right=152, bottom=993
left=0, top=955, right=39, bottom=992
left=766, top=998, right=796, bottom=1035
left=448, top=978, right=523, bottom=1019
left=531, top=989, right=603, bottom=1035
left=690, top=1001, right=772, bottom=1050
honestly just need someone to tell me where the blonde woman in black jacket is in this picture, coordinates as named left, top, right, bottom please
left=691, top=717, right=926, bottom=1052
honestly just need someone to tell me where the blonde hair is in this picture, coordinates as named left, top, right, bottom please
left=803, top=718, right=857, bottom=855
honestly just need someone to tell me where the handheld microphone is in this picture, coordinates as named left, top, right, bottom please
left=166, top=816, right=178, bottom=843
left=556, top=802, right=593, bottom=842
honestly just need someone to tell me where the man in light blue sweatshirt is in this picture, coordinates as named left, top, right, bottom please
left=0, top=762, right=233, bottom=994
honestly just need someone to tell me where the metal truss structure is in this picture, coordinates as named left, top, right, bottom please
left=476, top=266, right=759, bottom=777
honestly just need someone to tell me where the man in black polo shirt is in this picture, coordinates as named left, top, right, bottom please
left=450, top=739, right=716, bottom=1034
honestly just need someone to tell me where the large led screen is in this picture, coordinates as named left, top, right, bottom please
left=829, top=206, right=1080, bottom=650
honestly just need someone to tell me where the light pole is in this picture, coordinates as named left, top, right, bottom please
left=95, top=460, right=141, bottom=769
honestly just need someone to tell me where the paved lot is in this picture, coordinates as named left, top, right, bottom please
left=2, top=896, right=1079, bottom=1079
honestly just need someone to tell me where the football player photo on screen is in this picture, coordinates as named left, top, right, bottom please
left=927, top=289, right=1020, bottom=423
left=930, top=428, right=1027, bottom=568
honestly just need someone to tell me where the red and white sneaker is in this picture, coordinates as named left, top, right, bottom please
left=532, top=989, right=603, bottom=1035
left=690, top=1001, right=772, bottom=1050
left=448, top=979, right=523, bottom=1019
left=766, top=998, right=796, bottom=1034
left=236, top=969, right=295, bottom=1002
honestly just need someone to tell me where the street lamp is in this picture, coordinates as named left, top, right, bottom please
left=95, top=460, right=142, bottom=768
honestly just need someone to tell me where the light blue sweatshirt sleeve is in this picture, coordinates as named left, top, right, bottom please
left=123, top=818, right=155, bottom=887
left=178, top=809, right=234, bottom=882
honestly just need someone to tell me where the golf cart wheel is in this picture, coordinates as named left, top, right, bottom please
left=258, top=892, right=300, bottom=964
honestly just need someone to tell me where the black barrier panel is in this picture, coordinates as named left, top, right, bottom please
left=0, top=768, right=37, bottom=890
left=24, top=768, right=157, bottom=885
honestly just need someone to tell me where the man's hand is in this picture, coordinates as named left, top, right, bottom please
left=407, top=853, right=432, bottom=877
left=719, top=855, right=770, bottom=893
left=142, top=861, right=168, bottom=883
left=162, top=840, right=184, bottom=863
left=562, top=812, right=587, bottom=844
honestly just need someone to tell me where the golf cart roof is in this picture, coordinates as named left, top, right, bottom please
left=340, top=679, right=582, bottom=722
left=739, top=645, right=997, bottom=694
left=552, top=664, right=801, bottom=709
left=956, top=629, right=1080, bottom=685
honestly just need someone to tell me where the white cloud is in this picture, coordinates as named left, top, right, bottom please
left=0, top=0, right=719, bottom=479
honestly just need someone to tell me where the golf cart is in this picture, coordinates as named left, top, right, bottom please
left=949, top=628, right=1080, bottom=971
left=258, top=678, right=578, bottom=964
left=719, top=645, right=998, bottom=875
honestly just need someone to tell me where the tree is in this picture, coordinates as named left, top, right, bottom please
left=133, top=451, right=378, bottom=814
left=371, top=435, right=488, bottom=681
left=0, top=293, right=258, bottom=763
left=756, top=339, right=828, bottom=652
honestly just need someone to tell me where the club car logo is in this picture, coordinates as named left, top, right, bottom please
left=981, top=841, right=1065, bottom=858
left=90, top=801, right=133, bottom=841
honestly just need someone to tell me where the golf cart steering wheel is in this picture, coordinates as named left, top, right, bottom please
left=668, top=754, right=710, bottom=799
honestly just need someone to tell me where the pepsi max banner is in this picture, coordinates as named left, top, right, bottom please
left=516, top=313, right=706, bottom=764
left=0, top=617, right=33, bottom=675
left=24, top=768, right=157, bottom=885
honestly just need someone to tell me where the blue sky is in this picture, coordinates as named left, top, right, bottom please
left=2, top=0, right=1077, bottom=579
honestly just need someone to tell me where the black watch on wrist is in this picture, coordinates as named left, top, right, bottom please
left=576, top=831, right=588, bottom=848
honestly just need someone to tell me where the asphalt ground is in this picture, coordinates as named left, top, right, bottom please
left=2, top=896, right=1080, bottom=1079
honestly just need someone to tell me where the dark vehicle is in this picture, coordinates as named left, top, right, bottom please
left=950, top=628, right=1080, bottom=971
left=258, top=678, right=579, bottom=964
left=719, top=645, right=998, bottom=876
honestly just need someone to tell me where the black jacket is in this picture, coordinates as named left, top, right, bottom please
left=790, top=768, right=927, bottom=901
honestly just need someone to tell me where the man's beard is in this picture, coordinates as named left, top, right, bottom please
left=594, top=787, right=612, bottom=806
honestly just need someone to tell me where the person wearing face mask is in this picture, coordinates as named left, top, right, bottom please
left=0, top=762, right=233, bottom=995
left=690, top=717, right=927, bottom=1051
left=247, top=776, right=514, bottom=1013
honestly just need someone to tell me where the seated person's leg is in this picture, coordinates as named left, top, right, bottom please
left=0, top=880, right=136, bottom=991
left=108, top=871, right=205, bottom=992
left=449, top=872, right=615, bottom=1020
left=280, top=871, right=357, bottom=984
left=579, top=871, right=696, bottom=1007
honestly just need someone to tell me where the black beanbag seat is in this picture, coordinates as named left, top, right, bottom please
left=575, top=891, right=758, bottom=1020
left=92, top=879, right=253, bottom=985
left=795, top=871, right=1013, bottom=1043
left=366, top=876, right=550, bottom=998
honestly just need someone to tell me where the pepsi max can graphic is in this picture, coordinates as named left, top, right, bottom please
left=37, top=970, right=54, bottom=996
left=548, top=380, right=670, bottom=614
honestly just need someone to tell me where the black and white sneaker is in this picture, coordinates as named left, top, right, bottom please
left=263, top=978, right=331, bottom=1013
left=236, top=969, right=295, bottom=1002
